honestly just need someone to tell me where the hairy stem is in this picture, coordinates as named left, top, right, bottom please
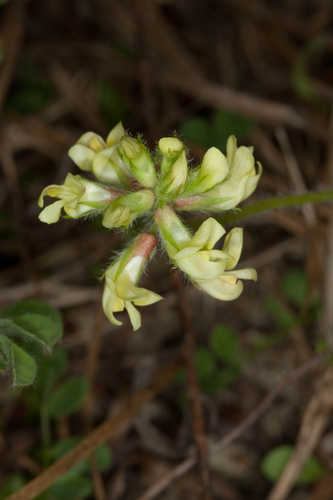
left=218, top=189, right=333, bottom=225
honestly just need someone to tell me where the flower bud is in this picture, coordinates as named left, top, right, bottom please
left=102, top=189, right=155, bottom=229
left=119, top=137, right=157, bottom=188
left=157, top=137, right=188, bottom=199
left=102, top=233, right=162, bottom=330
left=38, top=173, right=117, bottom=224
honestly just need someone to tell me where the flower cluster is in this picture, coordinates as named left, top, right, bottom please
left=38, top=123, right=261, bottom=330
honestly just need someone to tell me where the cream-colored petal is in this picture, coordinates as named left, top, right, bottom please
left=199, top=147, right=229, bottom=187
left=197, top=276, right=244, bottom=301
left=225, top=268, right=257, bottom=281
left=68, top=144, right=95, bottom=171
left=190, top=217, right=225, bottom=250
left=133, top=290, right=163, bottom=306
left=78, top=132, right=105, bottom=150
left=92, top=148, right=122, bottom=185
left=226, top=135, right=237, bottom=166
left=244, top=162, right=262, bottom=198
left=38, top=184, right=63, bottom=206
left=223, top=227, right=243, bottom=270
left=176, top=252, right=227, bottom=280
left=106, top=122, right=125, bottom=146
left=232, top=146, right=255, bottom=178
left=159, top=137, right=184, bottom=154
left=125, top=301, right=141, bottom=331
left=38, top=200, right=64, bottom=224
left=174, top=246, right=200, bottom=260
left=102, top=282, right=123, bottom=325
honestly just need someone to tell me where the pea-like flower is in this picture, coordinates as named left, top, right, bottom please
left=174, top=135, right=262, bottom=211
left=38, top=173, right=117, bottom=224
left=102, top=233, right=162, bottom=330
left=68, top=122, right=125, bottom=173
left=156, top=206, right=256, bottom=301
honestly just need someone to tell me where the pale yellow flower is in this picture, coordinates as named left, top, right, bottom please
left=174, top=135, right=262, bottom=211
left=102, top=234, right=162, bottom=330
left=38, top=173, right=114, bottom=224
left=156, top=206, right=256, bottom=302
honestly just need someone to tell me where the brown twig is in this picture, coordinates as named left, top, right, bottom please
left=166, top=75, right=306, bottom=129
left=84, top=301, right=107, bottom=500
left=173, top=271, right=211, bottom=500
left=267, top=366, right=333, bottom=500
left=276, top=127, right=317, bottom=226
left=7, top=358, right=180, bottom=500
left=136, top=355, right=324, bottom=500
left=137, top=454, right=197, bottom=500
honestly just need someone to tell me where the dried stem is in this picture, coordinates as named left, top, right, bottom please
left=173, top=271, right=211, bottom=500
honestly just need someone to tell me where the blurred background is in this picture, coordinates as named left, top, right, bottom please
left=1, top=1, right=333, bottom=499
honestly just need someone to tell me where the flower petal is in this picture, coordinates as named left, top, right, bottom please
left=222, top=227, right=243, bottom=270
left=125, top=301, right=141, bottom=331
left=226, top=135, right=237, bottom=166
left=68, top=144, right=95, bottom=171
left=176, top=252, right=227, bottom=280
left=225, top=268, right=257, bottom=281
left=106, top=122, right=125, bottom=146
left=197, top=276, right=244, bottom=301
left=190, top=217, right=225, bottom=250
left=38, top=184, right=63, bottom=207
left=38, top=200, right=64, bottom=224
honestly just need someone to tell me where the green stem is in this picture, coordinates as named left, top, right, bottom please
left=217, top=190, right=333, bottom=225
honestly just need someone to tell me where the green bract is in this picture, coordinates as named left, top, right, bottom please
left=38, top=122, right=261, bottom=330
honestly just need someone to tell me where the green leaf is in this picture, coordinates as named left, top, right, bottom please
left=210, top=325, right=243, bottom=366
left=281, top=269, right=308, bottom=308
left=0, top=334, right=37, bottom=386
left=0, top=474, right=26, bottom=497
left=265, top=297, right=295, bottom=330
left=47, top=376, right=89, bottom=418
left=47, top=475, right=92, bottom=500
left=261, top=445, right=325, bottom=484
left=36, top=346, right=68, bottom=399
left=0, top=300, right=63, bottom=349
left=95, top=444, right=112, bottom=471
left=195, top=347, right=216, bottom=379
